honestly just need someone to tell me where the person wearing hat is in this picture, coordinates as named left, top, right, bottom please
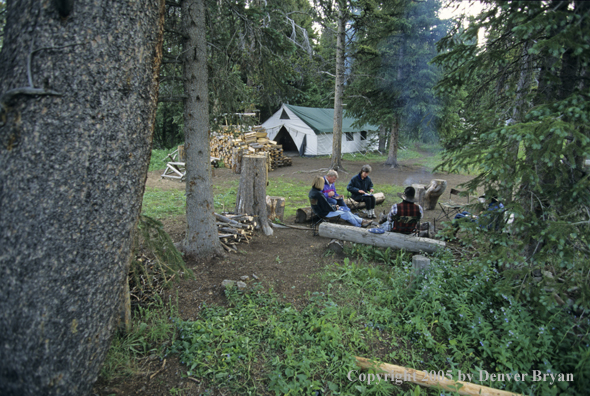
left=386, top=186, right=424, bottom=234
left=309, top=176, right=371, bottom=228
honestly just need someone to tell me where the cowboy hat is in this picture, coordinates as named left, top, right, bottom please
left=401, top=186, right=417, bottom=202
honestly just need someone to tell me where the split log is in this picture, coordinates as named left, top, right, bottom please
left=355, top=357, right=521, bottom=396
left=266, top=196, right=285, bottom=222
left=318, top=223, right=445, bottom=254
left=235, top=155, right=273, bottom=236
left=424, top=179, right=447, bottom=210
left=343, top=192, right=385, bottom=208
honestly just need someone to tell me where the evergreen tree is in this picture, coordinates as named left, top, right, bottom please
left=434, top=0, right=590, bottom=266
left=347, top=0, right=447, bottom=166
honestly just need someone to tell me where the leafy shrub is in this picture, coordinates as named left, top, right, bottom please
left=340, top=246, right=589, bottom=395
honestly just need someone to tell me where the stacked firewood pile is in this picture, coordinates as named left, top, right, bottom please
left=215, top=212, right=256, bottom=253
left=210, top=126, right=292, bottom=173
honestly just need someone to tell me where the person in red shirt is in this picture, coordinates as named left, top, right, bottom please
left=387, top=186, right=423, bottom=234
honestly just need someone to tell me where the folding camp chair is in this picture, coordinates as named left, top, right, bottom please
left=310, top=213, right=325, bottom=236
left=435, top=188, right=470, bottom=224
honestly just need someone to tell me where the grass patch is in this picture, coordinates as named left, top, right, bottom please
left=100, top=295, right=178, bottom=381
left=142, top=188, right=186, bottom=219
left=149, top=149, right=173, bottom=172
left=267, top=179, right=312, bottom=218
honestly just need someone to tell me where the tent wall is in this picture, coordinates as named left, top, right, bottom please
left=261, top=104, right=377, bottom=157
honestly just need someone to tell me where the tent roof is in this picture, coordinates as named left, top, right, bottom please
left=284, top=104, right=378, bottom=134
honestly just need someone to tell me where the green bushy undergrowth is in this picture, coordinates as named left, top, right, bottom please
left=169, top=283, right=401, bottom=395
left=338, top=246, right=588, bottom=395
left=168, top=248, right=587, bottom=395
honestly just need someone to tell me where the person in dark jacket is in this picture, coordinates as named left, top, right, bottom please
left=309, top=176, right=370, bottom=227
left=347, top=164, right=376, bottom=218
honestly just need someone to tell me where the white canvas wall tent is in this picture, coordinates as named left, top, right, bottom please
left=261, top=104, right=378, bottom=156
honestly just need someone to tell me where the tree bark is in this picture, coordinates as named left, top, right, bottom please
left=182, top=0, right=223, bottom=257
left=330, top=5, right=346, bottom=171
left=378, top=124, right=387, bottom=153
left=236, top=155, right=273, bottom=236
left=318, top=223, right=445, bottom=254
left=385, top=116, right=400, bottom=167
left=0, top=1, right=165, bottom=395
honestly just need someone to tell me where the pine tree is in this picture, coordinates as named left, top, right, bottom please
left=346, top=0, right=447, bottom=166
left=434, top=0, right=590, bottom=265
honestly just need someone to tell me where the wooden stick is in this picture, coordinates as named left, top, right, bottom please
left=220, top=241, right=233, bottom=252
left=355, top=357, right=521, bottom=396
left=270, top=223, right=311, bottom=231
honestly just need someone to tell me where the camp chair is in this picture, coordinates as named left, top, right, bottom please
left=309, top=206, right=326, bottom=236
left=436, top=188, right=471, bottom=224
left=389, top=214, right=421, bottom=236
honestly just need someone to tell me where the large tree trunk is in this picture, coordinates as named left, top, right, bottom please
left=330, top=5, right=346, bottom=171
left=0, top=1, right=165, bottom=395
left=182, top=0, right=223, bottom=257
left=385, top=116, right=399, bottom=167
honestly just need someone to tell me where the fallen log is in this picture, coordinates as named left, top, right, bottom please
left=355, top=357, right=521, bottom=396
left=343, top=192, right=385, bottom=209
left=318, top=223, right=445, bottom=254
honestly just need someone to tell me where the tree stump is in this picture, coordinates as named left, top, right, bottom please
left=236, top=155, right=273, bottom=235
left=424, top=179, right=447, bottom=210
left=412, top=184, right=426, bottom=207
left=266, top=196, right=285, bottom=222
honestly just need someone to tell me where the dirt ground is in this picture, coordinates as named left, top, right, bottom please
left=92, top=151, right=475, bottom=396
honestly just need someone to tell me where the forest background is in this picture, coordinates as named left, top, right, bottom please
left=1, top=0, right=589, bottom=395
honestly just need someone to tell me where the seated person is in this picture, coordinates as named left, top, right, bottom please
left=386, top=186, right=423, bottom=234
left=454, top=196, right=505, bottom=231
left=347, top=164, right=376, bottom=218
left=309, top=176, right=371, bottom=228
left=322, top=169, right=349, bottom=211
